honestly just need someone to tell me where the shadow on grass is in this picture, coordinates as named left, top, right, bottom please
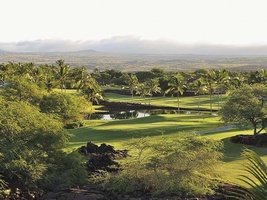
left=69, top=124, right=194, bottom=143
left=221, top=136, right=267, bottom=163
left=68, top=114, right=221, bottom=150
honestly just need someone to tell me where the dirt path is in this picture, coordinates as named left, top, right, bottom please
left=197, top=125, right=235, bottom=134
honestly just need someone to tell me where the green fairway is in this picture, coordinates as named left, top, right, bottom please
left=66, top=90, right=267, bottom=187
left=68, top=113, right=267, bottom=186
left=203, top=128, right=267, bottom=185
left=103, top=92, right=227, bottom=111
left=68, top=114, right=222, bottom=149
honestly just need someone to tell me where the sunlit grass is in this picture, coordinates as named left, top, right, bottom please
left=103, top=92, right=228, bottom=111
left=203, top=127, right=267, bottom=186
left=68, top=113, right=267, bottom=186
left=66, top=89, right=266, bottom=187
left=68, top=114, right=222, bottom=149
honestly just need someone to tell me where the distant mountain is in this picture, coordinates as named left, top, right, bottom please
left=73, top=49, right=104, bottom=54
left=0, top=49, right=7, bottom=54
left=1, top=38, right=267, bottom=55
left=6, top=49, right=104, bottom=54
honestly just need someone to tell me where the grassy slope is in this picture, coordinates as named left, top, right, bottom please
left=202, top=129, right=267, bottom=185
left=68, top=114, right=221, bottom=149
left=68, top=92, right=267, bottom=186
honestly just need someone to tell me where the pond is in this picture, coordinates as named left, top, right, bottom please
left=89, top=109, right=201, bottom=120
left=90, top=110, right=150, bottom=120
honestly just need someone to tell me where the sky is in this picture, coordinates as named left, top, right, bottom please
left=1, top=0, right=267, bottom=54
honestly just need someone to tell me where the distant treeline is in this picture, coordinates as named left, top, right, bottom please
left=2, top=60, right=267, bottom=109
left=1, top=52, right=267, bottom=72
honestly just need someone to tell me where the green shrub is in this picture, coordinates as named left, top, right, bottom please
left=65, top=121, right=84, bottom=129
left=39, top=151, right=88, bottom=191
left=40, top=92, right=93, bottom=124
left=91, top=134, right=223, bottom=197
left=0, top=98, right=87, bottom=194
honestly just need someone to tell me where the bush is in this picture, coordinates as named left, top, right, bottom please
left=39, top=151, right=88, bottom=191
left=40, top=92, right=93, bottom=124
left=0, top=98, right=87, bottom=195
left=91, top=134, right=223, bottom=197
left=65, top=121, right=84, bottom=129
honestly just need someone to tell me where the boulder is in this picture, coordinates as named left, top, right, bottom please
left=78, top=142, right=128, bottom=173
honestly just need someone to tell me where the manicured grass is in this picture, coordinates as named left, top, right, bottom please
left=103, top=92, right=227, bottom=111
left=202, top=128, right=267, bottom=186
left=66, top=90, right=266, bottom=186
left=68, top=113, right=267, bottom=186
left=68, top=114, right=222, bottom=149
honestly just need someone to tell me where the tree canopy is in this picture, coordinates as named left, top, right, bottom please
left=220, top=84, right=267, bottom=135
left=40, top=92, right=93, bottom=124
left=0, top=98, right=88, bottom=193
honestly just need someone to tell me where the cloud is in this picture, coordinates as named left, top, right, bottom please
left=1, top=36, right=267, bottom=55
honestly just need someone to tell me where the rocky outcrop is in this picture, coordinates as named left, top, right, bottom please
left=79, top=142, right=128, bottom=173
left=230, top=133, right=267, bottom=146
left=39, top=185, right=106, bottom=200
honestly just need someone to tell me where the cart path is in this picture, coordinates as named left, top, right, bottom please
left=197, top=125, right=235, bottom=134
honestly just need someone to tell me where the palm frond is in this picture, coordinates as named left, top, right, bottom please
left=231, top=148, right=267, bottom=200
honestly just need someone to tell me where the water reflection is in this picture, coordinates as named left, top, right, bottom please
left=89, top=109, right=201, bottom=120
left=90, top=110, right=150, bottom=120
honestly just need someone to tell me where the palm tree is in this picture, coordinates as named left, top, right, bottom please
left=202, top=70, right=216, bottom=114
left=191, top=78, right=207, bottom=113
left=228, top=74, right=246, bottom=91
left=55, top=59, right=70, bottom=91
left=145, top=78, right=161, bottom=105
left=213, top=69, right=229, bottom=109
left=82, top=76, right=103, bottom=105
left=136, top=83, right=149, bottom=104
left=69, top=67, right=92, bottom=93
left=84, top=87, right=103, bottom=105
left=248, top=69, right=267, bottom=85
left=166, top=73, right=186, bottom=114
left=38, top=64, right=58, bottom=92
left=126, top=74, right=139, bottom=103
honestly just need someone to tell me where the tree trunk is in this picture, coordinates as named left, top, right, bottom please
left=131, top=89, right=134, bottom=103
left=210, top=91, right=212, bottom=114
left=198, top=94, right=200, bottom=114
left=177, top=91, right=180, bottom=114
left=253, top=124, right=258, bottom=136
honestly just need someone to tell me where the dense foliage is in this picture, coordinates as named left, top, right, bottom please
left=220, top=84, right=267, bottom=135
left=2, top=60, right=267, bottom=198
left=0, top=61, right=96, bottom=197
left=1, top=77, right=45, bottom=105
left=40, top=92, right=93, bottom=124
left=0, top=97, right=88, bottom=196
left=91, top=135, right=223, bottom=196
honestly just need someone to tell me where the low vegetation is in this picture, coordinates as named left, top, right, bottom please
left=1, top=60, right=267, bottom=199
left=91, top=135, right=223, bottom=197
left=0, top=98, right=88, bottom=198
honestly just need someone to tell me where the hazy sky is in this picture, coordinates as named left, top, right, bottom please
left=1, top=0, right=267, bottom=53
